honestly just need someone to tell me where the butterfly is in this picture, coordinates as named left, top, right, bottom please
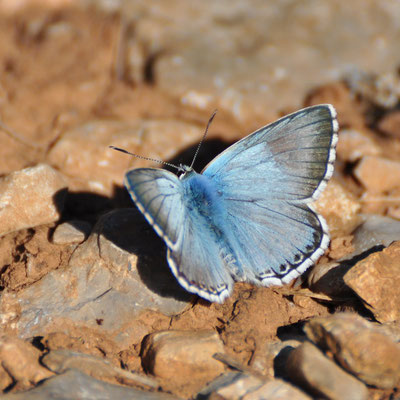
left=123, top=104, right=338, bottom=303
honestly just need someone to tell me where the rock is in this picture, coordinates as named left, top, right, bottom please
left=378, top=110, right=400, bottom=138
left=304, top=313, right=400, bottom=389
left=197, top=371, right=311, bottom=400
left=336, top=128, right=381, bottom=162
left=354, top=156, right=400, bottom=193
left=42, top=349, right=157, bottom=389
left=351, top=215, right=400, bottom=254
left=328, top=235, right=355, bottom=260
left=0, top=369, right=178, bottom=400
left=141, top=330, right=225, bottom=393
left=286, top=341, right=368, bottom=400
left=0, top=164, right=67, bottom=236
left=307, top=261, right=354, bottom=299
left=306, top=83, right=365, bottom=129
left=127, top=1, right=400, bottom=123
left=344, top=241, right=400, bottom=323
left=308, top=215, right=400, bottom=299
left=0, top=336, right=53, bottom=390
left=241, top=379, right=312, bottom=400
left=70, top=207, right=191, bottom=312
left=0, top=364, right=13, bottom=392
left=313, top=178, right=361, bottom=238
left=250, top=339, right=302, bottom=377
left=198, top=372, right=264, bottom=399
left=47, top=119, right=203, bottom=195
left=346, top=69, right=400, bottom=109
left=51, top=220, right=92, bottom=245
left=0, top=209, right=189, bottom=349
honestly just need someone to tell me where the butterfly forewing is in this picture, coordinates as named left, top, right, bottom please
left=124, top=169, right=186, bottom=248
left=203, top=105, right=337, bottom=202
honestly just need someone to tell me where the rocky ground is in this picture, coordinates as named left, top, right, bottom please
left=1, top=1, right=400, bottom=399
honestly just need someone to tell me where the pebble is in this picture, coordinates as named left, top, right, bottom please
left=378, top=110, right=400, bottom=138
left=42, top=349, right=157, bottom=389
left=197, top=371, right=311, bottom=400
left=47, top=119, right=203, bottom=195
left=0, top=369, right=178, bottom=400
left=313, top=178, right=361, bottom=238
left=336, top=128, right=381, bottom=162
left=346, top=70, right=400, bottom=109
left=304, top=313, right=400, bottom=389
left=0, top=164, right=67, bottom=236
left=51, top=220, right=92, bottom=245
left=354, top=156, right=400, bottom=193
left=308, top=215, right=400, bottom=298
left=344, top=241, right=400, bottom=323
left=286, top=341, right=368, bottom=400
left=351, top=214, right=400, bottom=254
left=250, top=339, right=302, bottom=377
left=241, top=379, right=312, bottom=400
left=141, top=330, right=225, bottom=393
left=307, top=261, right=353, bottom=299
left=0, top=336, right=53, bottom=390
left=198, top=372, right=264, bottom=399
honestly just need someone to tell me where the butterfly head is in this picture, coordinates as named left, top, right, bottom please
left=178, top=164, right=195, bottom=180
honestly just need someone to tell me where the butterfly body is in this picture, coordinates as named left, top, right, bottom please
left=181, top=170, right=244, bottom=279
left=124, top=104, right=338, bottom=303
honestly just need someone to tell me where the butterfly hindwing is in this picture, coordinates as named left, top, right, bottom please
left=220, top=198, right=328, bottom=285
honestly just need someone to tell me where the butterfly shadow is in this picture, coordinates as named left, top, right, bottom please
left=100, top=204, right=194, bottom=301
left=164, top=138, right=231, bottom=173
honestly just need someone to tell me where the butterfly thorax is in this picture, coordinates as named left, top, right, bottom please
left=181, top=171, right=227, bottom=231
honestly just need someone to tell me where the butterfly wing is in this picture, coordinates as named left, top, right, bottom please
left=124, top=168, right=233, bottom=302
left=124, top=169, right=185, bottom=249
left=202, top=104, right=338, bottom=285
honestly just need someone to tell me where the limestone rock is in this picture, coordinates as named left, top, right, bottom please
left=142, top=330, right=225, bottom=393
left=304, top=313, right=400, bottom=389
left=286, top=341, right=368, bottom=400
left=344, top=241, right=400, bottom=323
left=0, top=336, right=53, bottom=390
left=51, top=220, right=92, bottom=245
left=0, top=164, right=67, bottom=236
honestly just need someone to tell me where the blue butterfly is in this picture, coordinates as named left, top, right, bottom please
left=123, top=104, right=338, bottom=303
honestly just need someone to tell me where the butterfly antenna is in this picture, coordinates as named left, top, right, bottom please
left=189, top=110, right=217, bottom=169
left=109, top=146, right=185, bottom=172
